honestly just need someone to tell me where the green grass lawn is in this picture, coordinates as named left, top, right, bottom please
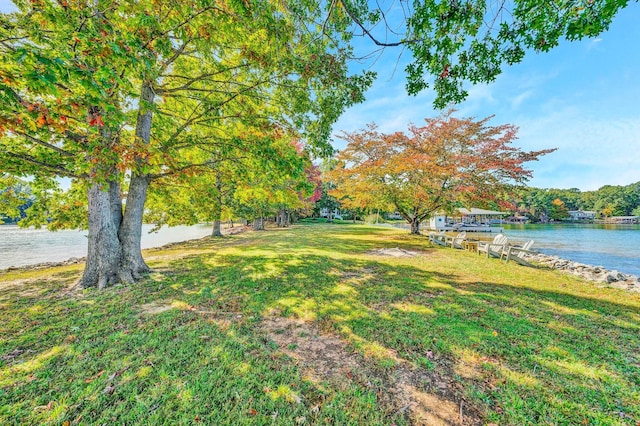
left=1, top=223, right=639, bottom=425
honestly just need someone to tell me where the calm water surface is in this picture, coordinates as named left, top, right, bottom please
left=0, top=224, right=213, bottom=269
left=502, top=223, right=640, bottom=276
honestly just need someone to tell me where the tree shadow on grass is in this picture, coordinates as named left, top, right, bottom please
left=2, top=224, right=638, bottom=425
left=163, top=244, right=640, bottom=425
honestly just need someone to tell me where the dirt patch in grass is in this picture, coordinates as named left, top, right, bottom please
left=340, top=267, right=376, bottom=280
left=140, top=302, right=175, bottom=315
left=367, top=247, right=421, bottom=257
left=261, top=315, right=483, bottom=425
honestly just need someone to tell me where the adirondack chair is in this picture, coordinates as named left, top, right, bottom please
left=428, top=230, right=447, bottom=246
left=446, top=231, right=467, bottom=249
left=477, top=233, right=509, bottom=258
left=502, top=240, right=536, bottom=267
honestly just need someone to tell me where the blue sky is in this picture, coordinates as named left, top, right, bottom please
left=334, top=2, right=640, bottom=191
left=2, top=1, right=638, bottom=191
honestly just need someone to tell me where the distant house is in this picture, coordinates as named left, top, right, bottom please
left=386, top=211, right=403, bottom=220
left=568, top=210, right=596, bottom=221
left=320, top=208, right=342, bottom=220
left=504, top=215, right=529, bottom=224
left=429, top=208, right=507, bottom=232
left=603, top=216, right=639, bottom=224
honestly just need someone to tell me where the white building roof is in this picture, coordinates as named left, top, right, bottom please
left=456, top=208, right=507, bottom=216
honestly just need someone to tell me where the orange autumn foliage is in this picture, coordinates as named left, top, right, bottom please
left=327, top=110, right=555, bottom=234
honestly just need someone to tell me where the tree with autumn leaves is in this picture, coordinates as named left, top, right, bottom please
left=0, top=0, right=371, bottom=288
left=327, top=111, right=556, bottom=234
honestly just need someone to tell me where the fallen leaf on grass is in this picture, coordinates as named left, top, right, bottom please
left=85, top=370, right=105, bottom=383
left=34, top=401, right=54, bottom=412
left=248, top=408, right=258, bottom=416
left=1, top=348, right=24, bottom=361
left=107, top=366, right=130, bottom=381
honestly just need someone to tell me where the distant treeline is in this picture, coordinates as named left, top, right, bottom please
left=4, top=179, right=640, bottom=225
left=509, top=181, right=640, bottom=222
left=0, top=177, right=34, bottom=224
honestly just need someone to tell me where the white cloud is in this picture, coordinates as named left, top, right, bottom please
left=587, top=38, right=604, bottom=51
left=511, top=90, right=534, bottom=109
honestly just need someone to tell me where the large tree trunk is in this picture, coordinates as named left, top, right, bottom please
left=212, top=219, right=222, bottom=236
left=253, top=216, right=265, bottom=230
left=277, top=208, right=288, bottom=227
left=409, top=219, right=421, bottom=235
left=79, top=123, right=127, bottom=288
left=109, top=180, right=122, bottom=228
left=119, top=174, right=151, bottom=279
left=79, top=182, right=125, bottom=289
left=117, top=80, right=155, bottom=279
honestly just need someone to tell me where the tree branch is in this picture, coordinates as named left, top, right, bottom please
left=3, top=151, right=80, bottom=178
left=14, top=131, right=74, bottom=157
left=337, top=0, right=408, bottom=47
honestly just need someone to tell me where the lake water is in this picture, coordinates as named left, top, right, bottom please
left=0, top=224, right=213, bottom=270
left=387, top=222, right=639, bottom=277
left=501, top=223, right=640, bottom=277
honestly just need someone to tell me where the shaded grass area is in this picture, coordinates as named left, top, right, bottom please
left=1, top=223, right=639, bottom=425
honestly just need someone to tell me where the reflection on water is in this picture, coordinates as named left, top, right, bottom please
left=0, top=224, right=213, bottom=269
left=502, top=223, right=640, bottom=276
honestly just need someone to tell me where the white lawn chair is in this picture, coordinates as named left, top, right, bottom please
left=477, top=233, right=509, bottom=258
left=428, top=230, right=447, bottom=246
left=446, top=231, right=467, bottom=249
left=502, top=240, right=536, bottom=267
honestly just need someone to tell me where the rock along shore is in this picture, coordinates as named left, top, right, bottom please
left=522, top=252, right=640, bottom=293
left=1, top=256, right=86, bottom=273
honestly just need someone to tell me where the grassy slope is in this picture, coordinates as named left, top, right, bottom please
left=0, top=223, right=638, bottom=425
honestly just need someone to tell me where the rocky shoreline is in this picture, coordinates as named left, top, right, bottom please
left=522, top=252, right=640, bottom=293
left=1, top=256, right=86, bottom=273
